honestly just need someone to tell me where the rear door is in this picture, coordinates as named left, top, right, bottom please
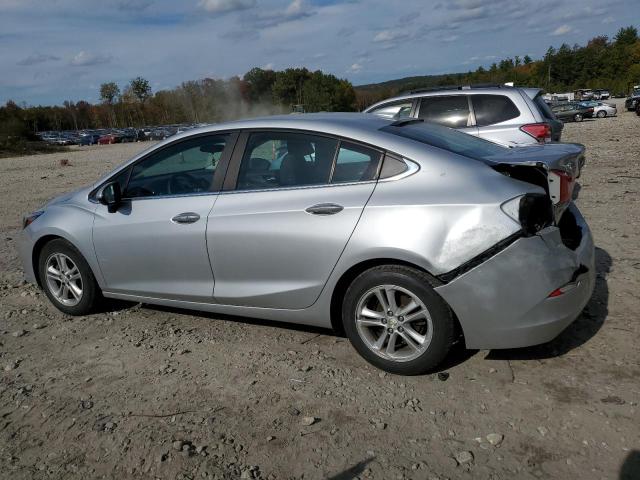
left=207, top=130, right=382, bottom=309
left=469, top=94, right=524, bottom=145
left=416, top=95, right=478, bottom=136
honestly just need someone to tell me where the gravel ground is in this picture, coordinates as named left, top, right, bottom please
left=1, top=101, right=639, bottom=480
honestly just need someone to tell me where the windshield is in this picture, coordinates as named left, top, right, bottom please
left=380, top=122, right=507, bottom=161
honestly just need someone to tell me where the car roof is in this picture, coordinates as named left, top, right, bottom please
left=364, top=86, right=543, bottom=111
left=173, top=112, right=395, bottom=144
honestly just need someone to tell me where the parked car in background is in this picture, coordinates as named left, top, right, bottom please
left=364, top=84, right=563, bottom=146
left=79, top=134, right=101, bottom=146
left=97, top=134, right=120, bottom=145
left=592, top=89, right=610, bottom=100
left=17, top=113, right=594, bottom=375
left=551, top=103, right=594, bottom=122
left=579, top=101, right=617, bottom=118
left=573, top=89, right=594, bottom=101
left=624, top=90, right=640, bottom=111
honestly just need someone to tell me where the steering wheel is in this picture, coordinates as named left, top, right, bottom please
left=168, top=172, right=200, bottom=195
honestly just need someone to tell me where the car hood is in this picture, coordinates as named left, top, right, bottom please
left=482, top=142, right=585, bottom=178
left=44, top=186, right=90, bottom=209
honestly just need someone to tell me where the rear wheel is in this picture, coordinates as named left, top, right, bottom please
left=574, top=113, right=584, bottom=122
left=342, top=265, right=455, bottom=375
left=39, top=239, right=101, bottom=315
left=596, top=110, right=606, bottom=118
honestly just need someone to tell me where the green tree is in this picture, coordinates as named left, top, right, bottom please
left=614, top=26, right=638, bottom=46
left=99, top=82, right=120, bottom=104
left=129, top=77, right=152, bottom=104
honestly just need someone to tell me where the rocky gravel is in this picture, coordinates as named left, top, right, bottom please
left=0, top=102, right=639, bottom=479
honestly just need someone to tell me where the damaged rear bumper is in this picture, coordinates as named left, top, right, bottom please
left=435, top=203, right=595, bottom=350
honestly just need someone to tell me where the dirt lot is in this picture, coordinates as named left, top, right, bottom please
left=1, top=102, right=639, bottom=480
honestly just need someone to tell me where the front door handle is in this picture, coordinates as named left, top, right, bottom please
left=171, top=212, right=200, bottom=224
left=305, top=203, right=344, bottom=215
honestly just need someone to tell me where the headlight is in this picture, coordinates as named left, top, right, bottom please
left=22, top=210, right=44, bottom=229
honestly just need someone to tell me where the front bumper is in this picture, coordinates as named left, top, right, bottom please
left=435, top=203, right=595, bottom=349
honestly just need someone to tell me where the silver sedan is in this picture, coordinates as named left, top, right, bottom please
left=18, top=114, right=595, bottom=375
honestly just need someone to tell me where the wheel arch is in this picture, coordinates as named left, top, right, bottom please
left=32, top=234, right=101, bottom=289
left=32, top=235, right=65, bottom=287
left=328, top=258, right=463, bottom=343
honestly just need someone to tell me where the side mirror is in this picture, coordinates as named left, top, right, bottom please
left=99, top=181, right=122, bottom=213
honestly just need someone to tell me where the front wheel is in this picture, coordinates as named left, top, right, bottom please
left=39, top=239, right=101, bottom=315
left=596, top=110, right=606, bottom=118
left=342, top=265, right=455, bottom=375
left=574, top=113, right=584, bottom=122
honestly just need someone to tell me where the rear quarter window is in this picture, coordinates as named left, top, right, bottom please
left=471, top=95, right=520, bottom=126
left=534, top=94, right=557, bottom=120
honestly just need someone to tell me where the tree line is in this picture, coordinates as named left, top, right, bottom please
left=0, top=68, right=357, bottom=143
left=356, top=26, right=640, bottom=108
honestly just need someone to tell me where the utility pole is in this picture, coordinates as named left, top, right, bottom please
left=547, top=65, right=551, bottom=91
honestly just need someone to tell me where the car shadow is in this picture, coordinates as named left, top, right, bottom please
left=326, top=457, right=375, bottom=480
left=140, top=303, right=333, bottom=337
left=485, top=246, right=611, bottom=361
left=620, top=451, right=640, bottom=480
left=104, top=246, right=610, bottom=373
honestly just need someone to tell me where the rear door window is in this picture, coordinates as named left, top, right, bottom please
left=471, top=95, right=520, bottom=126
left=417, top=95, right=471, bottom=128
left=236, top=132, right=338, bottom=190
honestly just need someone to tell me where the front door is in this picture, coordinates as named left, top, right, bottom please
left=93, top=133, right=233, bottom=301
left=207, top=130, right=382, bottom=309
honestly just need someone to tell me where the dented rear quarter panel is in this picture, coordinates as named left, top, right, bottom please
left=340, top=147, right=544, bottom=276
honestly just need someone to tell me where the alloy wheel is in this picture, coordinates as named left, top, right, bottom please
left=45, top=253, right=83, bottom=307
left=355, top=284, right=433, bottom=362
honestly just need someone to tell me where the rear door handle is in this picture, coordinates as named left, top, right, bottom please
left=305, top=203, right=344, bottom=215
left=171, top=212, right=200, bottom=224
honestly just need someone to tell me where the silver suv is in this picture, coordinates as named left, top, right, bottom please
left=364, top=85, right=563, bottom=146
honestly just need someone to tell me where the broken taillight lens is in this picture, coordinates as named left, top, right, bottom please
left=501, top=194, right=553, bottom=236
left=551, top=169, right=575, bottom=203
left=520, top=123, right=551, bottom=143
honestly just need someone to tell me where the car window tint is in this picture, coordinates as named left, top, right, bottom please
left=418, top=95, right=471, bottom=128
left=236, top=132, right=338, bottom=190
left=332, top=142, right=382, bottom=183
left=369, top=101, right=413, bottom=120
left=471, top=95, right=520, bottom=126
left=380, top=122, right=506, bottom=161
left=534, top=94, right=556, bottom=120
left=125, top=135, right=228, bottom=198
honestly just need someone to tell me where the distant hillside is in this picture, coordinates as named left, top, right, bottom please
left=355, top=73, right=466, bottom=94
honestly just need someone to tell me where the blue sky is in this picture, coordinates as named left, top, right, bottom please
left=1, top=0, right=638, bottom=105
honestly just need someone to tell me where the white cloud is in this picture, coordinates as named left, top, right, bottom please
left=602, top=16, right=615, bottom=24
left=199, top=0, right=256, bottom=14
left=69, top=51, right=111, bottom=66
left=373, top=30, right=409, bottom=43
left=551, top=24, right=572, bottom=36
left=262, top=62, right=274, bottom=70
left=348, top=62, right=363, bottom=73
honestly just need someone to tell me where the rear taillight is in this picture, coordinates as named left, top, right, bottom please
left=550, top=169, right=575, bottom=203
left=520, top=123, right=551, bottom=143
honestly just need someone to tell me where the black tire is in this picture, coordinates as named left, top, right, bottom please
left=342, top=265, right=455, bottom=375
left=574, top=113, right=584, bottom=122
left=596, top=110, right=606, bottom=118
left=38, top=238, right=101, bottom=316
